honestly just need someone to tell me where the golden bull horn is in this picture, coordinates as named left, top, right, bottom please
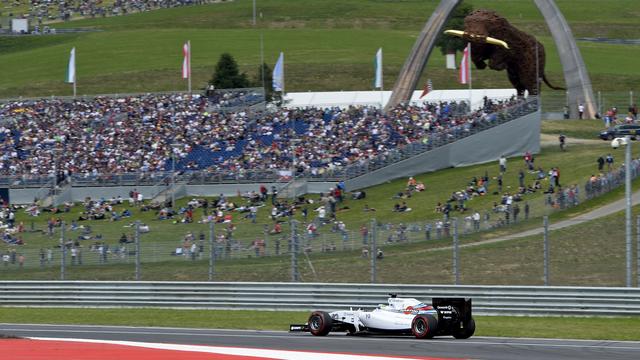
left=444, top=30, right=510, bottom=50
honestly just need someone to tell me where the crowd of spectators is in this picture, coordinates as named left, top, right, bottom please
left=1, top=0, right=214, bottom=25
left=0, top=93, right=525, bottom=183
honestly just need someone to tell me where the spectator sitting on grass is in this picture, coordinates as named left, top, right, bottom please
left=393, top=202, right=411, bottom=212
left=363, top=204, right=376, bottom=212
left=269, top=222, right=282, bottom=235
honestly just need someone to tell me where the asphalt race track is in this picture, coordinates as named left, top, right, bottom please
left=1, top=324, right=640, bottom=360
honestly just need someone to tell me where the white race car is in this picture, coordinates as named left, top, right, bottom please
left=290, top=295, right=475, bottom=339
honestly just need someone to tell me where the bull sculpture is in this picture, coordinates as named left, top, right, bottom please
left=445, top=9, right=564, bottom=96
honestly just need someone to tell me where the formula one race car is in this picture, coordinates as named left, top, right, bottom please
left=290, top=295, right=475, bottom=339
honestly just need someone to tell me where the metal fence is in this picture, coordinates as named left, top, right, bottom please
left=542, top=90, right=638, bottom=117
left=1, top=166, right=637, bottom=287
left=1, top=281, right=639, bottom=316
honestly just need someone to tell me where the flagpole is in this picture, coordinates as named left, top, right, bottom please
left=468, top=43, right=472, bottom=112
left=380, top=48, right=384, bottom=109
left=188, top=40, right=192, bottom=94
left=260, top=34, right=265, bottom=95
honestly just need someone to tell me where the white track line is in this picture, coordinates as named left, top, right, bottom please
left=28, top=337, right=447, bottom=360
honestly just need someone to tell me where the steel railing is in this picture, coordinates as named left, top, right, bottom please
left=0, top=281, right=638, bottom=316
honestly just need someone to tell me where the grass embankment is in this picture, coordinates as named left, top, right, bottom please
left=0, top=307, right=638, bottom=341
left=3, top=172, right=640, bottom=285
left=1, top=131, right=636, bottom=279
left=0, top=0, right=639, bottom=97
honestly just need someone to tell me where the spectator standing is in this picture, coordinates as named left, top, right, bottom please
left=524, top=202, right=530, bottom=220
left=472, top=211, right=480, bottom=231
left=606, top=154, right=614, bottom=171
left=578, top=103, right=585, bottom=119
left=360, top=224, right=369, bottom=245
left=518, top=169, right=525, bottom=188
left=499, top=155, right=507, bottom=173
left=597, top=156, right=605, bottom=171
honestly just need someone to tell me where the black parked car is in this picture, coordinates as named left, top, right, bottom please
left=599, top=124, right=640, bottom=140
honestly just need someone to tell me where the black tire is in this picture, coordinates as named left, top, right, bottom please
left=453, top=317, right=476, bottom=339
left=308, top=311, right=332, bottom=336
left=411, top=314, right=438, bottom=339
left=607, top=134, right=614, bottom=140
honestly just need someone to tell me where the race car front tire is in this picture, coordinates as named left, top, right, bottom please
left=452, top=317, right=476, bottom=339
left=411, top=314, right=438, bottom=339
left=308, top=311, right=333, bottom=336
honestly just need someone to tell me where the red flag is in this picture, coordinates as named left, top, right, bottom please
left=182, top=42, right=190, bottom=79
left=459, top=43, right=470, bottom=84
left=419, top=78, right=433, bottom=99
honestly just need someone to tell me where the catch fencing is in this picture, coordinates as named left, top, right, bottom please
left=2, top=160, right=639, bottom=284
left=542, top=90, right=639, bottom=117
left=0, top=281, right=639, bottom=316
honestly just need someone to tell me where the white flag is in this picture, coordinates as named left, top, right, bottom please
left=374, top=48, right=383, bottom=89
left=65, top=47, right=76, bottom=84
left=272, top=52, right=284, bottom=92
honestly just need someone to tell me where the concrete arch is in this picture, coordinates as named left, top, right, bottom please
left=386, top=0, right=596, bottom=119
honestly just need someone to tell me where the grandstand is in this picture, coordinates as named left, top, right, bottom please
left=0, top=87, right=538, bottom=204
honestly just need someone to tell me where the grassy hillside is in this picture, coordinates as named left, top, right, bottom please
left=3, top=131, right=640, bottom=285
left=0, top=0, right=638, bottom=98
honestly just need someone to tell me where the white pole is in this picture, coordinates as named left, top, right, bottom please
left=625, top=136, right=632, bottom=287
left=468, top=44, right=472, bottom=111
left=380, top=48, right=384, bottom=109
left=252, top=0, right=256, bottom=26
left=536, top=42, right=539, bottom=96
left=188, top=40, right=192, bottom=94
left=260, top=34, right=265, bottom=94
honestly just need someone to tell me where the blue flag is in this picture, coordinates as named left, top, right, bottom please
left=272, top=52, right=284, bottom=92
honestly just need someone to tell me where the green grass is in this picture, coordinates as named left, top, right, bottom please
left=3, top=140, right=634, bottom=263
left=0, top=1, right=639, bottom=98
left=541, top=119, right=605, bottom=139
left=3, top=188, right=640, bottom=285
left=0, top=307, right=638, bottom=340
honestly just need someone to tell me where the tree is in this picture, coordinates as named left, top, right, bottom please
left=253, top=62, right=279, bottom=102
left=209, top=53, right=250, bottom=89
left=435, top=1, right=474, bottom=55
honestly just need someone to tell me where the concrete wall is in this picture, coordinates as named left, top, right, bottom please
left=345, top=110, right=541, bottom=190
left=10, top=182, right=336, bottom=205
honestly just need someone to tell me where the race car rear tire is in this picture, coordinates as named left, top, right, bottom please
left=308, top=311, right=332, bottom=336
left=411, top=314, right=438, bottom=339
left=453, top=317, right=476, bottom=339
